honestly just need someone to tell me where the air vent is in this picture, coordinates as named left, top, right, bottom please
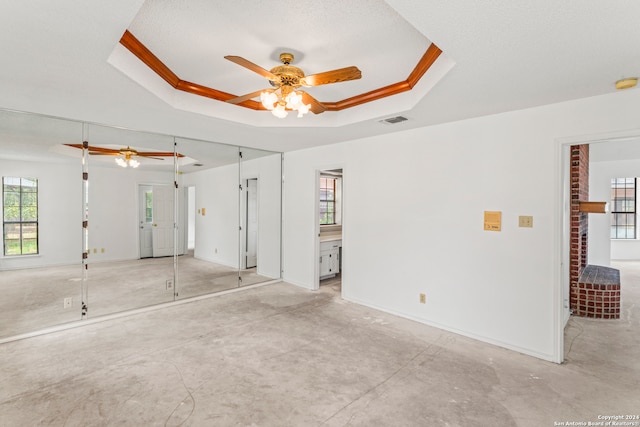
left=379, top=116, right=408, bottom=125
left=193, top=163, right=204, bottom=167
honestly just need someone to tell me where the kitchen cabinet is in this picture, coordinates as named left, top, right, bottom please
left=320, top=239, right=341, bottom=279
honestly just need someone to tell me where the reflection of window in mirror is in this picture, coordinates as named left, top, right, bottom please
left=3, top=176, right=39, bottom=255
left=145, top=191, right=153, bottom=223
left=320, top=174, right=342, bottom=225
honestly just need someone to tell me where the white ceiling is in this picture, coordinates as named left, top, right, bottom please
left=0, top=0, right=639, bottom=154
left=109, top=0, right=453, bottom=128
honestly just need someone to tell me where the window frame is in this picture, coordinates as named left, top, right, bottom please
left=319, top=175, right=337, bottom=225
left=610, top=177, right=636, bottom=240
left=3, top=176, right=39, bottom=256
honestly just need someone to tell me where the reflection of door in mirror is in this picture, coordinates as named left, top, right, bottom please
left=139, top=185, right=153, bottom=258
left=187, top=186, right=196, bottom=251
left=152, top=184, right=174, bottom=257
left=245, top=178, right=258, bottom=269
left=138, top=184, right=176, bottom=258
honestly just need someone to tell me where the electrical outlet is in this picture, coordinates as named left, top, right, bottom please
left=63, top=297, right=72, bottom=309
left=419, top=293, right=426, bottom=304
left=214, top=248, right=218, bottom=254
left=166, top=279, right=174, bottom=290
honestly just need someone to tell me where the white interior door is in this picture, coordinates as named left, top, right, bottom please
left=152, top=184, right=174, bottom=257
left=139, top=185, right=153, bottom=258
left=187, top=186, right=196, bottom=250
left=245, top=178, right=258, bottom=269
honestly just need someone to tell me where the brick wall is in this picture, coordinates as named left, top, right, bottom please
left=570, top=144, right=589, bottom=313
left=575, top=265, right=621, bottom=319
left=569, top=144, right=621, bottom=319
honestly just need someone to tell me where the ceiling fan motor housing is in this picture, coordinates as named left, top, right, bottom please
left=270, top=62, right=305, bottom=87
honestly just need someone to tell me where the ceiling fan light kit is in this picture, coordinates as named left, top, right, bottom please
left=225, top=52, right=361, bottom=118
left=260, top=87, right=311, bottom=118
left=115, top=156, right=140, bottom=168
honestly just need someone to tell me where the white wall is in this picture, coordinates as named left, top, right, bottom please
left=182, top=163, right=239, bottom=268
left=87, top=165, right=174, bottom=263
left=241, top=153, right=282, bottom=279
left=0, top=159, right=80, bottom=269
left=0, top=158, right=177, bottom=270
left=182, top=153, right=282, bottom=279
left=283, top=89, right=640, bottom=362
left=589, top=157, right=640, bottom=263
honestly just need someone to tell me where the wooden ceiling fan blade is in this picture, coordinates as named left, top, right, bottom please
left=300, top=92, right=327, bottom=114
left=301, top=66, right=362, bottom=87
left=224, top=55, right=278, bottom=81
left=64, top=143, right=119, bottom=154
left=64, top=143, right=183, bottom=159
left=227, top=89, right=270, bottom=105
left=137, top=151, right=182, bottom=157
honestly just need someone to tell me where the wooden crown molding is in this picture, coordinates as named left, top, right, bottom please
left=119, top=30, right=442, bottom=113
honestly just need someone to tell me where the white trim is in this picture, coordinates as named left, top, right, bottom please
left=344, top=295, right=557, bottom=363
left=313, top=169, right=321, bottom=290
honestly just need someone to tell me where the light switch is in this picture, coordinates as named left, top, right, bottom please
left=519, top=215, right=533, bottom=228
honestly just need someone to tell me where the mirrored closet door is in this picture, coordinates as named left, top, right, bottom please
left=0, top=109, right=282, bottom=341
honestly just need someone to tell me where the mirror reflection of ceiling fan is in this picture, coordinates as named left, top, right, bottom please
left=65, top=144, right=183, bottom=168
left=224, top=52, right=362, bottom=118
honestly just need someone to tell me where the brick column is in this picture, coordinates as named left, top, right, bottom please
left=570, top=144, right=589, bottom=313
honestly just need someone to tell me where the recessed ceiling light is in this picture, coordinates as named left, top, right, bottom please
left=615, top=78, right=638, bottom=90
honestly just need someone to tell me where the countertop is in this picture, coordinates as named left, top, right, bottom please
left=320, top=233, right=342, bottom=243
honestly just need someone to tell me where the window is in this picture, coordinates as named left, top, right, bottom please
left=145, top=190, right=153, bottom=223
left=3, top=177, right=39, bottom=255
left=610, top=177, right=636, bottom=239
left=319, top=176, right=336, bottom=225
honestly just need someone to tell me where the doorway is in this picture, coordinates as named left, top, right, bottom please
left=138, top=183, right=180, bottom=258
left=315, top=168, right=343, bottom=292
left=187, top=186, right=196, bottom=251
left=558, top=130, right=640, bottom=363
left=244, top=178, right=258, bottom=269
left=139, top=185, right=153, bottom=258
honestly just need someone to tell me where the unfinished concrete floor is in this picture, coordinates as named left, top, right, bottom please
left=0, top=253, right=271, bottom=338
left=1, top=264, right=639, bottom=426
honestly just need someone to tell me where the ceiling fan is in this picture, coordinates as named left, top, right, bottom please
left=224, top=52, right=362, bottom=118
left=65, top=144, right=183, bottom=168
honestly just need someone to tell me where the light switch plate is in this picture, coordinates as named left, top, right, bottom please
left=519, top=215, right=533, bottom=228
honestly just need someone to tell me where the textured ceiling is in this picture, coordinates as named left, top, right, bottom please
left=109, top=0, right=452, bottom=127
left=0, top=0, right=639, bottom=153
